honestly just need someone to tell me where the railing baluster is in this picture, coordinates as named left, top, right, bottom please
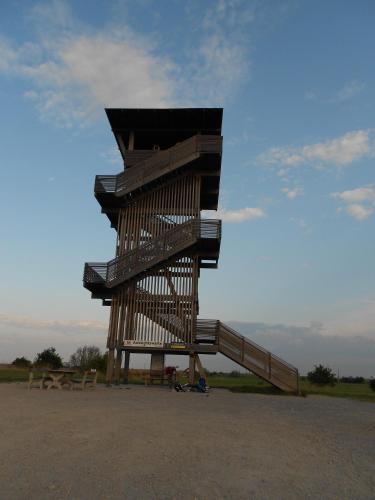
left=95, top=135, right=222, bottom=198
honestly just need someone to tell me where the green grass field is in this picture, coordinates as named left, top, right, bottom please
left=1, top=365, right=374, bottom=402
left=206, top=373, right=375, bottom=402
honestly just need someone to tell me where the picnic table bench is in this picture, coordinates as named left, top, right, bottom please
left=28, top=369, right=97, bottom=390
left=143, top=370, right=166, bottom=385
left=28, top=368, right=51, bottom=390
left=46, top=369, right=76, bottom=390
left=70, top=370, right=98, bottom=390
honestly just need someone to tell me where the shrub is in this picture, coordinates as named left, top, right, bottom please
left=12, top=357, right=32, bottom=368
left=229, top=370, right=242, bottom=377
left=34, top=347, right=63, bottom=369
left=92, top=353, right=107, bottom=372
left=307, top=364, right=336, bottom=386
left=69, top=346, right=106, bottom=372
left=370, top=379, right=375, bottom=392
left=340, top=376, right=364, bottom=384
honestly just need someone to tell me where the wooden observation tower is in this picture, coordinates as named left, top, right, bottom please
left=84, top=108, right=299, bottom=392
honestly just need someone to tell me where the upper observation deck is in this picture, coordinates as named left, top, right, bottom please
left=95, top=109, right=223, bottom=227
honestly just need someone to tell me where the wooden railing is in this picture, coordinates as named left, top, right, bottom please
left=124, top=150, right=157, bottom=167
left=94, top=176, right=117, bottom=194
left=83, top=263, right=107, bottom=284
left=217, top=322, right=299, bottom=392
left=84, top=218, right=221, bottom=289
left=195, top=319, right=219, bottom=344
left=194, top=319, right=298, bottom=392
left=95, top=134, right=222, bottom=197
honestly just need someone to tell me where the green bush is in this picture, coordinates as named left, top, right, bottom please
left=89, top=352, right=107, bottom=372
left=369, top=379, right=375, bottom=392
left=307, top=364, right=336, bottom=386
left=340, top=376, right=364, bottom=384
left=34, top=347, right=63, bottom=369
left=69, top=346, right=106, bottom=372
left=12, top=357, right=32, bottom=368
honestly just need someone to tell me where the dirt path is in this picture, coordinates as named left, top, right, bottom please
left=0, top=383, right=374, bottom=499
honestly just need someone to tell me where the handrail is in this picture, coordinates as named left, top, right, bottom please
left=219, top=322, right=298, bottom=371
left=95, top=134, right=222, bottom=196
left=194, top=319, right=299, bottom=392
left=218, top=321, right=299, bottom=392
left=83, top=218, right=221, bottom=288
left=83, top=263, right=107, bottom=283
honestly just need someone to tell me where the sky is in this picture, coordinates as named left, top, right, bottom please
left=0, top=0, right=374, bottom=376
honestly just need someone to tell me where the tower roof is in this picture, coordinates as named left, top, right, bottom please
left=105, top=108, right=223, bottom=151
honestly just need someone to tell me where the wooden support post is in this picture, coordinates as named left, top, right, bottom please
left=268, top=352, right=272, bottom=380
left=128, top=131, right=135, bottom=151
left=106, top=348, right=115, bottom=385
left=150, top=353, right=165, bottom=385
left=296, top=369, right=300, bottom=396
left=123, top=351, right=130, bottom=384
left=114, top=349, right=123, bottom=384
left=195, top=354, right=206, bottom=379
left=188, top=352, right=196, bottom=385
left=150, top=353, right=165, bottom=372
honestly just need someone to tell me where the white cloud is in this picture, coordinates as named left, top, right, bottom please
left=184, top=34, right=248, bottom=104
left=332, top=187, right=375, bottom=203
left=302, top=130, right=370, bottom=165
left=203, top=207, right=265, bottom=223
left=0, top=313, right=106, bottom=333
left=334, top=79, right=365, bottom=102
left=332, top=186, right=375, bottom=220
left=281, top=186, right=303, bottom=199
left=0, top=0, right=253, bottom=126
left=345, top=204, right=373, bottom=220
left=2, top=32, right=175, bottom=126
left=0, top=313, right=107, bottom=363
left=258, top=130, right=372, bottom=169
left=0, top=39, right=17, bottom=72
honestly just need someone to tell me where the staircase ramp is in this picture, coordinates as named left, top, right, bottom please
left=218, top=322, right=299, bottom=392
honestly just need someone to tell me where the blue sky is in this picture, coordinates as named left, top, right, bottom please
left=0, top=0, right=374, bottom=375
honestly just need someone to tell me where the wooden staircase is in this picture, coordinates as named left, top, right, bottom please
left=196, top=320, right=299, bottom=393
left=84, top=218, right=221, bottom=292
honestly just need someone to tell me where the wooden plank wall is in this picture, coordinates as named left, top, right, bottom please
left=106, top=175, right=201, bottom=350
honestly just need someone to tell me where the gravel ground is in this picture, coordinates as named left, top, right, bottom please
left=0, top=383, right=374, bottom=500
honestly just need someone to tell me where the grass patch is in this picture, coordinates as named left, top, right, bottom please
left=0, top=365, right=30, bottom=383
left=205, top=373, right=375, bottom=402
left=1, top=366, right=374, bottom=402
left=300, top=378, right=375, bottom=403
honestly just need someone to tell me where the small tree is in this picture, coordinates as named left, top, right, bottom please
left=307, top=364, right=336, bottom=386
left=34, top=347, right=63, bottom=369
left=370, top=379, right=375, bottom=392
left=12, top=356, right=32, bottom=368
left=69, top=346, right=106, bottom=371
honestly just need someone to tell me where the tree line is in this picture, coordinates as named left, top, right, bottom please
left=12, top=346, right=107, bottom=372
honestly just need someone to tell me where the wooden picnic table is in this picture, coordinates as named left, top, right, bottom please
left=47, top=369, right=76, bottom=390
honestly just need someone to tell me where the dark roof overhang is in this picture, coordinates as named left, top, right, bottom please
left=105, top=108, right=223, bottom=154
